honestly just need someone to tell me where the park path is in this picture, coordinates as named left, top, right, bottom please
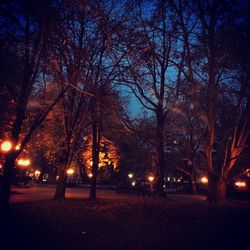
left=10, top=183, right=207, bottom=204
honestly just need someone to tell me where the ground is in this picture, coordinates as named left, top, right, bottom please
left=1, top=190, right=250, bottom=250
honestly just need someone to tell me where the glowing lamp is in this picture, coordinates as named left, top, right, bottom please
left=148, top=176, right=155, bottom=182
left=1, top=140, right=12, bottom=152
left=17, top=158, right=31, bottom=167
left=88, top=173, right=93, bottom=178
left=201, top=176, right=208, bottom=184
left=128, top=173, right=133, bottom=179
left=35, top=170, right=41, bottom=176
left=235, top=181, right=246, bottom=188
left=67, top=168, right=75, bottom=175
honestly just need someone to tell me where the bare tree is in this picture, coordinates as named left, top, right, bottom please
left=120, top=0, right=181, bottom=197
left=171, top=0, right=250, bottom=201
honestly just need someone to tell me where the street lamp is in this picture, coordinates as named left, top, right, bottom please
left=148, top=175, right=155, bottom=192
left=15, top=144, right=21, bottom=150
left=17, top=158, right=31, bottom=167
left=235, top=181, right=246, bottom=188
left=201, top=176, right=208, bottom=184
left=148, top=175, right=155, bottom=182
left=34, top=170, right=41, bottom=181
left=67, top=168, right=75, bottom=175
left=1, top=140, right=13, bottom=152
left=128, top=173, right=133, bottom=179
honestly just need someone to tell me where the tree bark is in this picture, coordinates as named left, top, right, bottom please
left=217, top=178, right=227, bottom=200
left=54, top=145, right=69, bottom=201
left=0, top=153, right=16, bottom=210
left=53, top=164, right=67, bottom=201
left=190, top=173, right=197, bottom=194
left=155, top=109, right=166, bottom=197
left=0, top=90, right=28, bottom=208
left=205, top=132, right=217, bottom=201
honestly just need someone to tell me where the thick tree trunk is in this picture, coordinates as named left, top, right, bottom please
left=155, top=110, right=166, bottom=197
left=217, top=178, right=227, bottom=200
left=207, top=171, right=217, bottom=202
left=0, top=95, right=27, bottom=208
left=53, top=164, right=67, bottom=201
left=205, top=139, right=217, bottom=202
left=54, top=145, right=69, bottom=201
left=0, top=153, right=16, bottom=210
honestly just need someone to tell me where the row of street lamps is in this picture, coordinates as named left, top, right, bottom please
left=128, top=172, right=209, bottom=185
left=128, top=172, right=155, bottom=183
left=0, top=140, right=31, bottom=168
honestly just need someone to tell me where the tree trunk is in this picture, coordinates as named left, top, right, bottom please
left=53, top=164, right=67, bottom=201
left=89, top=96, right=101, bottom=200
left=54, top=145, right=69, bottom=201
left=217, top=178, right=226, bottom=200
left=89, top=119, right=100, bottom=200
left=190, top=174, right=197, bottom=194
left=205, top=133, right=217, bottom=201
left=207, top=171, right=217, bottom=202
left=155, top=110, right=166, bottom=197
left=0, top=153, right=16, bottom=210
left=0, top=96, right=27, bottom=208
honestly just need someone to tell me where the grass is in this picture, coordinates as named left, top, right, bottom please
left=1, top=195, right=250, bottom=250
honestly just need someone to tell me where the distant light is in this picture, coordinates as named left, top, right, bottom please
left=35, top=170, right=41, bottom=176
left=67, top=168, right=75, bottom=175
left=128, top=173, right=133, bottom=179
left=148, top=176, right=155, bottom=182
left=131, top=181, right=136, bottom=186
left=235, top=181, right=246, bottom=188
left=201, top=176, right=208, bottom=184
left=1, top=140, right=12, bottom=152
left=17, top=158, right=31, bottom=167
left=25, top=159, right=31, bottom=166
left=0, top=164, right=2, bottom=169
left=15, top=144, right=21, bottom=150
left=88, top=173, right=93, bottom=178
